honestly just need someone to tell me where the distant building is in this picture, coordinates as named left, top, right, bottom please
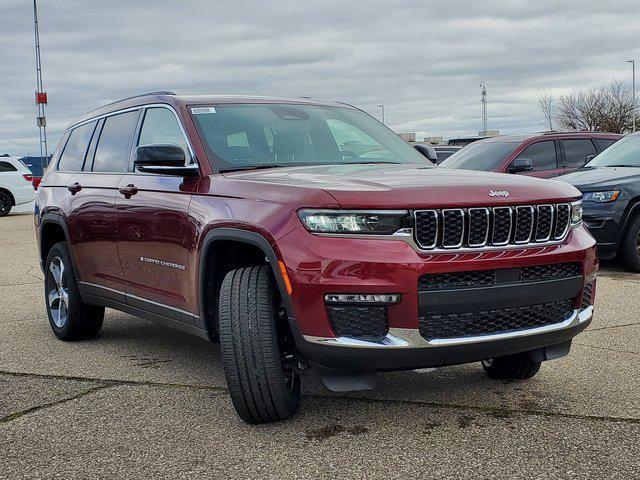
left=478, top=130, right=500, bottom=137
left=399, top=132, right=416, bottom=142
left=422, top=136, right=444, bottom=145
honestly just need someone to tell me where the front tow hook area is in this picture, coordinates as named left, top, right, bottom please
left=316, top=366, right=378, bottom=392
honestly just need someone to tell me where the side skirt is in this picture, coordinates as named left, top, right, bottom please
left=78, top=282, right=210, bottom=341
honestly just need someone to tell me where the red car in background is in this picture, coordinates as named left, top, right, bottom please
left=440, top=132, right=622, bottom=178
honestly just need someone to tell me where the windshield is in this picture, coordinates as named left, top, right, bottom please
left=587, top=133, right=640, bottom=167
left=439, top=140, right=520, bottom=171
left=190, top=104, right=429, bottom=171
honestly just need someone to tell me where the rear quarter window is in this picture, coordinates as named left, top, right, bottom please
left=58, top=121, right=97, bottom=172
left=595, top=138, right=618, bottom=151
left=0, top=161, right=18, bottom=172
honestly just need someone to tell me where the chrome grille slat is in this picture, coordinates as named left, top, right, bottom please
left=514, top=206, right=535, bottom=244
left=414, top=203, right=573, bottom=251
left=441, top=209, right=465, bottom=248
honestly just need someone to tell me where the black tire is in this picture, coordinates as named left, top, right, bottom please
left=0, top=191, right=12, bottom=217
left=620, top=213, right=640, bottom=272
left=218, top=265, right=300, bottom=423
left=44, top=242, right=104, bottom=341
left=481, top=354, right=541, bottom=380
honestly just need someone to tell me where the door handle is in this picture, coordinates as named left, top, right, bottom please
left=67, top=182, right=82, bottom=195
left=119, top=184, right=138, bottom=198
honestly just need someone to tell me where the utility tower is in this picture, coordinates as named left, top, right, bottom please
left=480, top=81, right=487, bottom=133
left=33, top=0, right=48, bottom=168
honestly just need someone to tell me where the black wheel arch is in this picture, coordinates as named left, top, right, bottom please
left=39, top=213, right=76, bottom=274
left=0, top=188, right=16, bottom=206
left=198, top=227, right=295, bottom=341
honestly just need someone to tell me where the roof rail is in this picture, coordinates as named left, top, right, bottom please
left=88, top=91, right=176, bottom=112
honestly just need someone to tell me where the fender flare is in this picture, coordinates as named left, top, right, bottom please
left=39, top=213, right=78, bottom=273
left=198, top=227, right=295, bottom=329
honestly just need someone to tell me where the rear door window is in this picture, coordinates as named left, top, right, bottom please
left=0, top=161, right=17, bottom=172
left=92, top=111, right=139, bottom=172
left=57, top=122, right=97, bottom=172
left=515, top=141, right=557, bottom=171
left=137, top=108, right=191, bottom=165
left=562, top=139, right=597, bottom=168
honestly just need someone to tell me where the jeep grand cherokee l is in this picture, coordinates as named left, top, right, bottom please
left=35, top=92, right=597, bottom=423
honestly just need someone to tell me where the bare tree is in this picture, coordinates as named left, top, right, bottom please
left=552, top=81, right=637, bottom=133
left=537, top=92, right=556, bottom=131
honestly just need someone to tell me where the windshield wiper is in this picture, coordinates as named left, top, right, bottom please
left=219, top=163, right=315, bottom=173
left=602, top=164, right=640, bottom=168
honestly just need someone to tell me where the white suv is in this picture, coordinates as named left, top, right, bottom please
left=0, top=157, right=35, bottom=216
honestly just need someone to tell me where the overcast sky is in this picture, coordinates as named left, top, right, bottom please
left=2, top=0, right=640, bottom=155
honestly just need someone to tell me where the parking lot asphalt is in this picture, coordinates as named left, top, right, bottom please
left=1, top=208, right=639, bottom=479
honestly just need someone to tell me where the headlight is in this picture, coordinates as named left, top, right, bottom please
left=584, top=191, right=620, bottom=203
left=298, top=209, right=407, bottom=234
left=571, top=200, right=583, bottom=224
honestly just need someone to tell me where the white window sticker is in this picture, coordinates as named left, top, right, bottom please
left=191, top=107, right=216, bottom=115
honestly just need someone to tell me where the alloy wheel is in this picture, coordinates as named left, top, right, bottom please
left=47, top=256, right=69, bottom=328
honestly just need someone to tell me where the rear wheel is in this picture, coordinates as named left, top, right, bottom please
left=481, top=354, right=541, bottom=380
left=218, top=265, right=300, bottom=423
left=44, top=242, right=104, bottom=340
left=620, top=213, right=640, bottom=272
left=0, top=191, right=12, bottom=217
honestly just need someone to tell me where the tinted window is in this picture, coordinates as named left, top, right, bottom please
left=439, top=141, right=519, bottom=171
left=138, top=108, right=190, bottom=163
left=92, top=111, right=139, bottom=173
left=595, top=138, right=617, bottom=151
left=562, top=139, right=597, bottom=168
left=516, top=141, right=557, bottom=171
left=58, top=122, right=96, bottom=172
left=0, top=161, right=17, bottom=172
left=92, top=110, right=138, bottom=172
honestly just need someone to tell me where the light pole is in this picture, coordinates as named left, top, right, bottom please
left=378, top=104, right=385, bottom=124
left=628, top=60, right=636, bottom=133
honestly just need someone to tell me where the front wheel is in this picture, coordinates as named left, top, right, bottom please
left=620, top=214, right=640, bottom=272
left=218, top=265, right=300, bottom=423
left=481, top=354, right=541, bottom=380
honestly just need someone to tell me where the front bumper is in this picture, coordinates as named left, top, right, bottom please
left=277, top=224, right=597, bottom=371
left=582, top=200, right=626, bottom=259
left=295, top=307, right=592, bottom=370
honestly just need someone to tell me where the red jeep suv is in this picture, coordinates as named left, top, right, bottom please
left=35, top=92, right=597, bottom=423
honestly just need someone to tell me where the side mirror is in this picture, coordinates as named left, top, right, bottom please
left=508, top=157, right=534, bottom=174
left=134, top=144, right=199, bottom=176
left=584, top=154, right=595, bottom=165
left=412, top=144, right=438, bottom=163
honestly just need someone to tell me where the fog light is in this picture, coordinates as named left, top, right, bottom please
left=324, top=293, right=401, bottom=304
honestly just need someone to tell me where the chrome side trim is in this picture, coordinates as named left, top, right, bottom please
left=302, top=307, right=593, bottom=349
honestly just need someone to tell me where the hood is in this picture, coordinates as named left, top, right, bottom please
left=556, top=166, right=640, bottom=191
left=222, top=164, right=581, bottom=208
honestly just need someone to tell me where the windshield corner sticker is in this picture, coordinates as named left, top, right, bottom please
left=191, top=106, right=216, bottom=115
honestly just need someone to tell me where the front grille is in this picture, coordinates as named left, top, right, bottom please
left=327, top=305, right=388, bottom=341
left=414, top=203, right=571, bottom=250
left=419, top=300, right=574, bottom=340
left=520, top=262, right=581, bottom=282
left=582, top=282, right=595, bottom=309
left=418, top=262, right=581, bottom=292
